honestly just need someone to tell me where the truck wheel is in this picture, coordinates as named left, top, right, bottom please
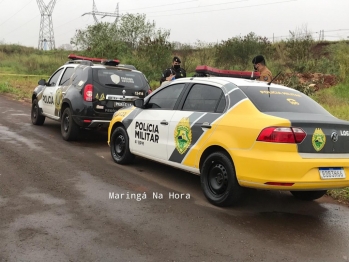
left=31, top=99, right=45, bottom=125
left=290, top=190, right=327, bottom=201
left=110, top=126, right=135, bottom=165
left=61, top=107, right=79, bottom=141
left=201, top=152, right=244, bottom=207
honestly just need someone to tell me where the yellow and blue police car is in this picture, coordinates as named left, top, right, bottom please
left=107, top=76, right=349, bottom=207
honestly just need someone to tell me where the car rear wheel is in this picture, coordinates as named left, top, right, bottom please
left=110, top=126, right=135, bottom=165
left=201, top=152, right=244, bottom=207
left=61, top=107, right=79, bottom=141
left=290, top=190, right=327, bottom=201
left=31, top=98, right=45, bottom=125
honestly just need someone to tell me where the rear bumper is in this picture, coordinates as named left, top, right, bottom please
left=230, top=145, right=349, bottom=190
left=87, top=120, right=110, bottom=128
left=72, top=116, right=111, bottom=128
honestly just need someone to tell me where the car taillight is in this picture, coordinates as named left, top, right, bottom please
left=148, top=89, right=152, bottom=94
left=83, top=84, right=93, bottom=102
left=257, top=127, right=306, bottom=143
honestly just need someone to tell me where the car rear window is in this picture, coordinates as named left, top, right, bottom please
left=240, top=86, right=331, bottom=115
left=93, top=68, right=146, bottom=89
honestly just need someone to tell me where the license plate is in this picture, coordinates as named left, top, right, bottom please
left=114, top=102, right=131, bottom=107
left=319, top=168, right=346, bottom=179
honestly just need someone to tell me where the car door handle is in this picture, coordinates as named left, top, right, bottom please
left=201, top=122, right=211, bottom=129
left=160, top=120, right=168, bottom=125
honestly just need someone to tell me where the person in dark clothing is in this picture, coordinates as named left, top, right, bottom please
left=160, top=56, right=186, bottom=84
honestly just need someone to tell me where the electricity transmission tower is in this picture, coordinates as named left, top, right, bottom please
left=82, top=1, right=120, bottom=24
left=37, top=0, right=57, bottom=50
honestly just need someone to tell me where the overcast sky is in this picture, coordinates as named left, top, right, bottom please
left=1, top=0, right=349, bottom=49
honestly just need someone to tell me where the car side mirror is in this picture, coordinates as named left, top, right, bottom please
left=133, top=98, right=144, bottom=108
left=38, top=79, right=46, bottom=86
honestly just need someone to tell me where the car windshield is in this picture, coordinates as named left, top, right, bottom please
left=93, top=68, right=146, bottom=89
left=239, top=85, right=332, bottom=115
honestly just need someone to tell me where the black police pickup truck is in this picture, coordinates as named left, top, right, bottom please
left=31, top=54, right=151, bottom=141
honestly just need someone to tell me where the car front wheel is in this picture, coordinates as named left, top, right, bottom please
left=290, top=190, right=327, bottom=201
left=201, top=152, right=244, bottom=207
left=31, top=98, right=45, bottom=125
left=110, top=126, right=135, bottom=165
left=61, top=107, right=79, bottom=141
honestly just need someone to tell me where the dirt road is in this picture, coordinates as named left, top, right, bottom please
left=0, top=95, right=348, bottom=262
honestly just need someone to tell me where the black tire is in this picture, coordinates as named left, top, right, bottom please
left=61, top=107, right=79, bottom=141
left=200, top=152, right=244, bottom=207
left=31, top=98, right=45, bottom=125
left=290, top=190, right=327, bottom=201
left=110, top=126, right=135, bottom=165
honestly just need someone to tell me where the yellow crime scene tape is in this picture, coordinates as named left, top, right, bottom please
left=0, top=73, right=50, bottom=77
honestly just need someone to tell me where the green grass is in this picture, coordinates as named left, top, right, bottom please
left=327, top=188, right=349, bottom=204
left=0, top=82, right=17, bottom=93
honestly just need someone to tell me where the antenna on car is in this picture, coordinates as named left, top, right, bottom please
left=267, top=71, right=282, bottom=97
left=268, top=71, right=282, bottom=86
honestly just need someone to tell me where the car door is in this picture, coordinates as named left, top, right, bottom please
left=42, top=67, right=75, bottom=117
left=41, top=68, right=64, bottom=117
left=167, top=83, right=226, bottom=167
left=53, top=67, right=75, bottom=117
left=128, top=83, right=186, bottom=160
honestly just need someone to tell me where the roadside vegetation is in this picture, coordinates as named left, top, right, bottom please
left=0, top=15, right=349, bottom=204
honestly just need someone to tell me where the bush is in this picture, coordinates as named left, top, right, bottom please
left=215, top=32, right=272, bottom=70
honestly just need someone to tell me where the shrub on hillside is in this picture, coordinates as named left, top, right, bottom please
left=214, top=32, right=272, bottom=70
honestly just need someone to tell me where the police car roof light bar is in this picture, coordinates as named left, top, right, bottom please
left=195, top=65, right=260, bottom=80
left=68, top=54, right=120, bottom=65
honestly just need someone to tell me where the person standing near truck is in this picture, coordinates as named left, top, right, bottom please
left=252, top=55, right=273, bottom=82
left=160, top=56, right=186, bottom=85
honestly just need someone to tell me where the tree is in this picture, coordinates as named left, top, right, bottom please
left=70, top=22, right=129, bottom=59
left=117, top=13, right=156, bottom=49
left=135, top=29, right=173, bottom=81
left=285, top=25, right=315, bottom=72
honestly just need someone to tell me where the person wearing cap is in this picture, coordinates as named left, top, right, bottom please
left=160, top=56, right=186, bottom=85
left=252, top=55, right=273, bottom=82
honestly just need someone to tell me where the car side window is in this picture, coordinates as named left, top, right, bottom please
left=47, top=68, right=63, bottom=87
left=71, top=67, right=85, bottom=86
left=147, top=83, right=185, bottom=110
left=182, top=84, right=224, bottom=112
left=216, top=95, right=226, bottom=113
left=59, top=67, right=75, bottom=86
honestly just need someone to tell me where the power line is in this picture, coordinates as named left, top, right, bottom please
left=121, top=0, right=199, bottom=12
left=0, top=0, right=34, bottom=27
left=135, top=0, right=249, bottom=15
left=268, top=29, right=349, bottom=40
left=2, top=15, right=39, bottom=38
left=147, top=0, right=297, bottom=18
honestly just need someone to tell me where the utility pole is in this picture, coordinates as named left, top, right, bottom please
left=37, top=0, right=57, bottom=50
left=318, top=30, right=325, bottom=41
left=82, top=1, right=120, bottom=24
